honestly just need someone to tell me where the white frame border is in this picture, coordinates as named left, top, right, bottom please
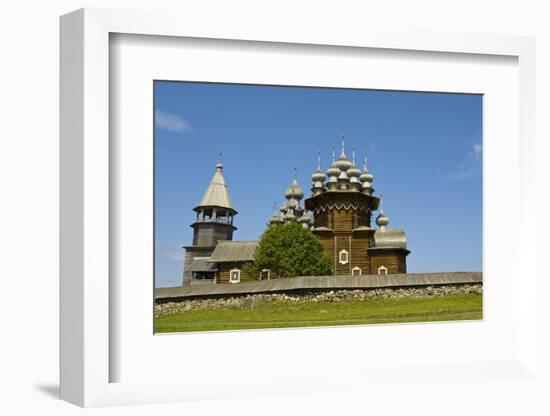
left=60, top=8, right=537, bottom=407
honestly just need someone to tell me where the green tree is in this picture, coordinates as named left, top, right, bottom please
left=241, top=262, right=260, bottom=281
left=254, top=222, right=332, bottom=278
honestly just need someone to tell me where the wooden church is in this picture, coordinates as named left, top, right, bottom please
left=302, top=141, right=410, bottom=276
left=183, top=139, right=410, bottom=285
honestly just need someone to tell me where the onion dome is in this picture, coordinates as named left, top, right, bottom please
left=376, top=197, right=389, bottom=230
left=376, top=210, right=389, bottom=227
left=334, top=137, right=352, bottom=171
left=359, top=151, right=374, bottom=183
left=298, top=214, right=313, bottom=228
left=359, top=152, right=374, bottom=194
left=297, top=214, right=309, bottom=223
left=268, top=214, right=283, bottom=226
left=336, top=140, right=351, bottom=190
left=359, top=170, right=374, bottom=183
left=347, top=146, right=362, bottom=191
left=326, top=163, right=340, bottom=178
left=312, top=169, right=326, bottom=183
left=326, top=145, right=339, bottom=175
left=347, top=147, right=361, bottom=177
left=335, top=153, right=352, bottom=170
left=287, top=198, right=298, bottom=209
left=312, top=152, right=326, bottom=183
left=285, top=177, right=305, bottom=200
left=279, top=201, right=288, bottom=213
left=311, top=152, right=327, bottom=196
left=285, top=209, right=296, bottom=221
left=325, top=146, right=340, bottom=191
left=268, top=202, right=284, bottom=226
left=347, top=164, right=361, bottom=179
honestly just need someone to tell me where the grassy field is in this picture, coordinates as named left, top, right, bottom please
left=155, top=293, right=482, bottom=333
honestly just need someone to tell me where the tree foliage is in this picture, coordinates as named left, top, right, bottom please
left=254, top=222, right=332, bottom=278
left=240, top=262, right=260, bottom=281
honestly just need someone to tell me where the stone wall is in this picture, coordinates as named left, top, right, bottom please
left=155, top=284, right=482, bottom=318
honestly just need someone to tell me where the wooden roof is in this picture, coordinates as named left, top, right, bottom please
left=187, top=259, right=218, bottom=272
left=207, top=240, right=258, bottom=263
left=197, top=164, right=233, bottom=209
left=155, top=271, right=483, bottom=300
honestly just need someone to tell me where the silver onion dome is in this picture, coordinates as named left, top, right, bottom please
left=311, top=151, right=326, bottom=182
left=359, top=151, right=374, bottom=183
left=326, top=163, right=340, bottom=178
left=326, top=144, right=340, bottom=177
left=347, top=164, right=361, bottom=178
left=285, top=177, right=304, bottom=200
left=312, top=169, right=326, bottom=182
left=287, top=198, right=297, bottom=209
left=376, top=209, right=389, bottom=227
left=279, top=202, right=288, bottom=213
left=285, top=209, right=296, bottom=220
left=348, top=158, right=362, bottom=191
left=297, top=214, right=310, bottom=222
left=269, top=214, right=283, bottom=225
left=268, top=202, right=283, bottom=226
left=334, top=137, right=352, bottom=171
left=359, top=151, right=374, bottom=195
left=335, top=153, right=352, bottom=171
left=359, top=170, right=374, bottom=183
left=298, top=214, right=313, bottom=228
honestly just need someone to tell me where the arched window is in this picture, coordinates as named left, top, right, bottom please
left=378, top=265, right=388, bottom=275
left=352, top=266, right=362, bottom=276
left=339, top=249, right=349, bottom=265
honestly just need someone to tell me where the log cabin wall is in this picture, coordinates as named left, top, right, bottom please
left=314, top=209, right=330, bottom=228
left=314, top=209, right=376, bottom=276
left=368, top=250, right=408, bottom=274
left=216, top=261, right=279, bottom=282
left=332, top=209, right=353, bottom=233
left=217, top=262, right=243, bottom=283
left=350, top=237, right=371, bottom=275
left=191, top=222, right=234, bottom=246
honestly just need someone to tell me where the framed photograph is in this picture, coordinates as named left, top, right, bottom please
left=152, top=80, right=484, bottom=334
left=60, top=8, right=538, bottom=408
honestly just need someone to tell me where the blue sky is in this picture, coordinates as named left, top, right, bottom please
left=154, top=81, right=482, bottom=288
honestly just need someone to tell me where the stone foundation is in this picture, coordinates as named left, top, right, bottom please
left=155, top=284, right=482, bottom=318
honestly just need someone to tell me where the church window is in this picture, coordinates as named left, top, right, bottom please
left=229, top=268, right=241, bottom=283
left=352, top=266, right=362, bottom=276
left=339, top=249, right=349, bottom=264
left=378, top=265, right=388, bottom=275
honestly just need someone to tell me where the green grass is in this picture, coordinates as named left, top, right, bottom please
left=155, top=293, right=482, bottom=333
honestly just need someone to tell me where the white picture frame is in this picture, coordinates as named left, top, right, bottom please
left=60, top=8, right=539, bottom=408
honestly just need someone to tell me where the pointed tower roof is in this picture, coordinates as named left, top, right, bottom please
left=196, top=158, right=234, bottom=210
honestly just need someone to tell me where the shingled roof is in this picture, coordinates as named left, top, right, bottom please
left=197, top=161, right=233, bottom=209
left=207, top=240, right=258, bottom=263
left=187, top=259, right=218, bottom=272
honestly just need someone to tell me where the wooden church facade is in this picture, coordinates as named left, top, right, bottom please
left=303, top=144, right=410, bottom=276
left=182, top=139, right=410, bottom=285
